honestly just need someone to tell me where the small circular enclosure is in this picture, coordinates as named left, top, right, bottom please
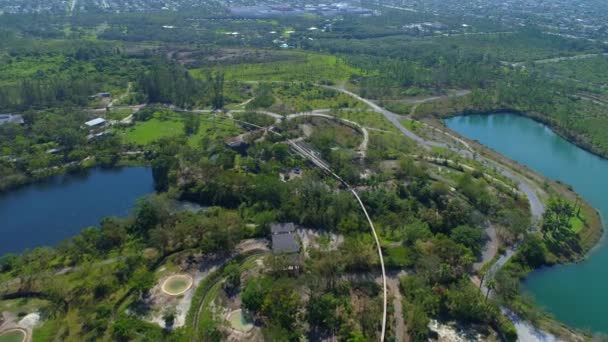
left=0, top=329, right=27, bottom=342
left=227, top=309, right=254, bottom=332
left=161, top=274, right=193, bottom=296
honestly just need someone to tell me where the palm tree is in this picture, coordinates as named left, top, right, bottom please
left=485, top=277, right=496, bottom=301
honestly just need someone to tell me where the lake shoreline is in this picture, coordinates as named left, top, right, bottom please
left=436, top=111, right=604, bottom=261
left=0, top=156, right=148, bottom=194
left=0, top=165, right=154, bottom=255
left=437, top=106, right=608, bottom=163
left=442, top=112, right=608, bottom=335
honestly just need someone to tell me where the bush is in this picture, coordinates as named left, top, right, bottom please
left=385, top=246, right=414, bottom=268
left=133, top=106, right=155, bottom=122
left=496, top=315, right=518, bottom=342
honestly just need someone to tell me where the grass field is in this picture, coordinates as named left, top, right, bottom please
left=269, top=83, right=365, bottom=114
left=191, top=52, right=365, bottom=83
left=400, top=119, right=420, bottom=132
left=122, top=111, right=243, bottom=146
left=0, top=298, right=49, bottom=314
left=123, top=116, right=183, bottom=145
left=570, top=214, right=585, bottom=233
left=32, top=320, right=59, bottom=342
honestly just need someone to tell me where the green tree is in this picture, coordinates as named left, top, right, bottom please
left=183, top=113, right=200, bottom=136
left=450, top=225, right=483, bottom=256
left=307, top=292, right=345, bottom=332
left=242, top=276, right=273, bottom=312
left=151, top=155, right=174, bottom=192
left=223, top=262, right=241, bottom=295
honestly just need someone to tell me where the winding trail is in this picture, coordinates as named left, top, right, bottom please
left=286, top=134, right=387, bottom=342
left=131, top=87, right=545, bottom=340
left=172, top=107, right=388, bottom=342
left=326, top=85, right=544, bottom=219
left=324, top=85, right=553, bottom=341
left=286, top=111, right=369, bottom=159
left=387, top=272, right=408, bottom=342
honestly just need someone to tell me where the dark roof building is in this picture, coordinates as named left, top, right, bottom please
left=271, top=222, right=295, bottom=235
left=272, top=233, right=300, bottom=254
left=270, top=222, right=300, bottom=254
left=0, top=114, right=24, bottom=126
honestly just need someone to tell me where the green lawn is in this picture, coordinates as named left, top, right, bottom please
left=570, top=214, right=585, bottom=233
left=385, top=246, right=412, bottom=268
left=123, top=116, right=183, bottom=145
left=122, top=111, right=243, bottom=146
left=0, top=298, right=49, bottom=315
left=332, top=109, right=399, bottom=132
left=32, top=320, right=59, bottom=342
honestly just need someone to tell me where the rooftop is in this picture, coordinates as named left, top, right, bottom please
left=271, top=222, right=295, bottom=235
left=272, top=232, right=300, bottom=254
left=85, top=118, right=106, bottom=127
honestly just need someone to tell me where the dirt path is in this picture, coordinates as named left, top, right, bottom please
left=326, top=85, right=553, bottom=341
left=406, top=90, right=471, bottom=116
left=173, top=106, right=390, bottom=341
left=324, top=85, right=442, bottom=149
left=386, top=273, right=408, bottom=342
left=473, top=222, right=499, bottom=272
left=287, top=134, right=388, bottom=342
left=286, top=111, right=369, bottom=159
left=502, top=308, right=559, bottom=342
left=327, top=85, right=546, bottom=221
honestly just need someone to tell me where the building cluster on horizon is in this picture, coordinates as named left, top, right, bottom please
left=229, top=2, right=373, bottom=18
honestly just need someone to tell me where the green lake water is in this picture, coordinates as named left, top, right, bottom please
left=445, top=113, right=608, bottom=333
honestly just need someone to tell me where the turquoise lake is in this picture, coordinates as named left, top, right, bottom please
left=0, top=167, right=153, bottom=255
left=445, top=113, right=608, bottom=332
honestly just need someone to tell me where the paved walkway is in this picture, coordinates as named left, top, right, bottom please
left=326, top=85, right=553, bottom=342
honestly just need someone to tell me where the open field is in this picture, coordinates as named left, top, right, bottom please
left=121, top=110, right=242, bottom=146
left=191, top=52, right=365, bottom=83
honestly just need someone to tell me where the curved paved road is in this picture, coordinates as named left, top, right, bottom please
left=286, top=111, right=369, bottom=159
left=326, top=85, right=553, bottom=341
left=176, top=91, right=548, bottom=341
left=327, top=85, right=544, bottom=219
left=172, top=107, right=389, bottom=342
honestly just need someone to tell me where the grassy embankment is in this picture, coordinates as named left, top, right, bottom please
left=424, top=116, right=603, bottom=259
